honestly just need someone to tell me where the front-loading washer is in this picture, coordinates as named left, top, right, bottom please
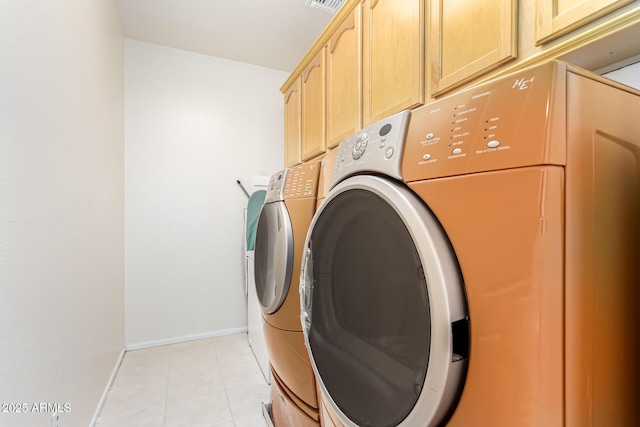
left=300, top=61, right=640, bottom=427
left=255, top=161, right=321, bottom=425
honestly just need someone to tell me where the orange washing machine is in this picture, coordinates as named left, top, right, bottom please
left=300, top=61, right=640, bottom=427
left=254, top=161, right=321, bottom=426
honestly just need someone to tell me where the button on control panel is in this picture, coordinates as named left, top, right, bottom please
left=333, top=110, right=411, bottom=187
left=352, top=133, right=369, bottom=160
left=385, top=147, right=394, bottom=159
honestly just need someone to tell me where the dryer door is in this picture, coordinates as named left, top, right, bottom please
left=300, top=175, right=469, bottom=427
left=254, top=200, right=294, bottom=314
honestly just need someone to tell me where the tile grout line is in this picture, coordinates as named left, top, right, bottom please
left=97, top=333, right=267, bottom=426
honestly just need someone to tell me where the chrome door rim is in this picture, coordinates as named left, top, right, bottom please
left=255, top=200, right=294, bottom=314
left=300, top=175, right=468, bottom=427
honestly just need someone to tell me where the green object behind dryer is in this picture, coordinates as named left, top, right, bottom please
left=246, top=190, right=266, bottom=251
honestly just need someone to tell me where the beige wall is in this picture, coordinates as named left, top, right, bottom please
left=0, top=1, right=125, bottom=426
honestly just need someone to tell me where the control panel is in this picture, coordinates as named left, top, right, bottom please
left=284, top=160, right=321, bottom=200
left=402, top=61, right=568, bottom=182
left=332, top=110, right=411, bottom=188
left=264, top=169, right=288, bottom=203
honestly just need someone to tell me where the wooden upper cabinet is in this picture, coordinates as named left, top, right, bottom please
left=362, top=0, right=425, bottom=126
left=429, top=0, right=518, bottom=96
left=535, top=0, right=634, bottom=44
left=327, top=4, right=362, bottom=148
left=284, top=77, right=302, bottom=167
left=301, top=48, right=327, bottom=161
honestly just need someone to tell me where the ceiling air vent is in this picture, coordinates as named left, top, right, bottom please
left=305, top=0, right=345, bottom=14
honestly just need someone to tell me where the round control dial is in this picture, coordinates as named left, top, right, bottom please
left=352, top=133, right=369, bottom=160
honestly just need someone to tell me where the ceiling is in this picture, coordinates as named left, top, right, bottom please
left=113, top=0, right=335, bottom=73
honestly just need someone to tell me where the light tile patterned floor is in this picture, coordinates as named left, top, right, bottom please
left=95, top=333, right=269, bottom=427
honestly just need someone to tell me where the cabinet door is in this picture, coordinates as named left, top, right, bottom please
left=327, top=5, right=362, bottom=148
left=301, top=48, right=326, bottom=161
left=363, top=0, right=424, bottom=126
left=536, top=0, right=634, bottom=44
left=284, top=77, right=302, bottom=167
left=429, top=0, right=517, bottom=96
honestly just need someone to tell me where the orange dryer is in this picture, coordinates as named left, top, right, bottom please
left=254, top=161, right=321, bottom=426
left=300, top=61, right=640, bottom=426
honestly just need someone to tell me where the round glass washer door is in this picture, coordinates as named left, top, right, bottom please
left=254, top=200, right=294, bottom=314
left=300, top=175, right=469, bottom=427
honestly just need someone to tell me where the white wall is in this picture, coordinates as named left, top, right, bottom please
left=125, top=40, right=287, bottom=347
left=602, top=60, right=640, bottom=90
left=0, top=1, right=124, bottom=426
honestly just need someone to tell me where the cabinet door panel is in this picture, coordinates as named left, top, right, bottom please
left=284, top=77, right=302, bottom=167
left=327, top=5, right=362, bottom=148
left=430, top=0, right=517, bottom=96
left=536, top=0, right=634, bottom=44
left=363, top=0, right=424, bottom=126
left=302, top=48, right=326, bottom=161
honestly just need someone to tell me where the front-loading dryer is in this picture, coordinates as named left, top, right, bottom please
left=300, top=61, right=640, bottom=427
left=255, top=161, right=321, bottom=426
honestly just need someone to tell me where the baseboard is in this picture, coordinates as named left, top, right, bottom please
left=89, top=347, right=126, bottom=427
left=125, top=326, right=248, bottom=351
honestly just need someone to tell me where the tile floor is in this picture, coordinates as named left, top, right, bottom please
left=95, top=333, right=269, bottom=427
